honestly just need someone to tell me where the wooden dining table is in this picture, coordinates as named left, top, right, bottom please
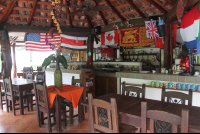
left=82, top=93, right=200, bottom=133
left=0, top=78, right=43, bottom=115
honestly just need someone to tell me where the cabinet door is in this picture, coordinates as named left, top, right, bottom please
left=108, top=77, right=117, bottom=94
left=95, top=76, right=109, bottom=96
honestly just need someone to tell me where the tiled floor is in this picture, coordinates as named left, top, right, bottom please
left=0, top=105, right=89, bottom=133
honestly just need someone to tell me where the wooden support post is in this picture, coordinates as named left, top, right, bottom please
left=170, top=24, right=173, bottom=66
left=164, top=23, right=170, bottom=68
left=1, top=30, right=12, bottom=78
left=12, top=41, right=17, bottom=78
left=87, top=35, right=94, bottom=69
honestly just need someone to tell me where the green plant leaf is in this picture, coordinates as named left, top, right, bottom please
left=42, top=54, right=55, bottom=69
left=57, top=55, right=68, bottom=69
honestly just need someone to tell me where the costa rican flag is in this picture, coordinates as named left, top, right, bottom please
left=145, top=20, right=159, bottom=39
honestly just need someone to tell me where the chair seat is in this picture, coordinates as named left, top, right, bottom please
left=61, top=99, right=72, bottom=106
left=119, top=123, right=138, bottom=133
left=23, top=90, right=35, bottom=96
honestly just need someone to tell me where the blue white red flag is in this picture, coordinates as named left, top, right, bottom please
left=145, top=20, right=159, bottom=39
left=180, top=2, right=200, bottom=53
left=25, top=33, right=60, bottom=52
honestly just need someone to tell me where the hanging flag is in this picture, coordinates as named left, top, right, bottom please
left=25, top=33, right=60, bottom=52
left=180, top=2, right=200, bottom=53
left=155, top=37, right=164, bottom=48
left=60, top=34, right=88, bottom=50
left=101, top=30, right=119, bottom=45
left=145, top=20, right=159, bottom=39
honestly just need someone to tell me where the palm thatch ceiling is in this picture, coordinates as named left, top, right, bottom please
left=0, top=0, right=178, bottom=29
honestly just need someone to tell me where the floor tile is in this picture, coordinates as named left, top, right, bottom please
left=6, top=124, right=30, bottom=133
left=0, top=119, right=19, bottom=126
left=24, top=124, right=43, bottom=133
left=15, top=117, right=35, bottom=125
left=0, top=126, right=12, bottom=133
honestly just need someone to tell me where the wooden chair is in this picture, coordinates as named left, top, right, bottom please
left=141, top=102, right=189, bottom=133
left=33, top=82, right=67, bottom=133
left=161, top=86, right=193, bottom=106
left=23, top=67, right=33, bottom=78
left=0, top=85, right=5, bottom=110
left=88, top=93, right=138, bottom=133
left=122, top=82, right=146, bottom=98
left=62, top=76, right=86, bottom=124
left=36, top=73, right=45, bottom=82
left=3, top=77, right=29, bottom=115
left=24, top=73, right=36, bottom=111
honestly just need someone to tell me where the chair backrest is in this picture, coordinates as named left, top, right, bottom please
left=161, top=86, right=193, bottom=106
left=88, top=93, right=119, bottom=133
left=23, top=67, right=33, bottom=78
left=37, top=66, right=43, bottom=72
left=141, top=102, right=189, bottom=133
left=33, top=81, right=50, bottom=110
left=36, top=73, right=45, bottom=82
left=122, top=82, right=146, bottom=99
left=26, top=72, right=34, bottom=80
left=71, top=76, right=86, bottom=101
left=3, top=77, right=14, bottom=101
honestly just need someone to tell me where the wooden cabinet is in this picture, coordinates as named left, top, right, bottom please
left=95, top=76, right=117, bottom=97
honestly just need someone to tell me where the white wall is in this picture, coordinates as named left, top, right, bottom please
left=45, top=71, right=80, bottom=86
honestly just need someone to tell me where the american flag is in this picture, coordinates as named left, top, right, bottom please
left=25, top=33, right=61, bottom=52
left=145, top=20, right=159, bottom=39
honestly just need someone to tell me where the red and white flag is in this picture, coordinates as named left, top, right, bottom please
left=101, top=30, right=119, bottom=45
left=60, top=34, right=88, bottom=50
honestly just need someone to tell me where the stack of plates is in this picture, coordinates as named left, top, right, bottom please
left=115, top=59, right=122, bottom=61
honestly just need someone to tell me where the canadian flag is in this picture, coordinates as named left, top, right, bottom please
left=101, top=30, right=119, bottom=45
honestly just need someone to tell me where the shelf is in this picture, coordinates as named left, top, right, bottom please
left=121, top=53, right=157, bottom=56
left=86, top=79, right=94, bottom=82
left=86, top=86, right=94, bottom=88
left=194, top=64, right=200, bottom=66
left=122, top=83, right=199, bottom=92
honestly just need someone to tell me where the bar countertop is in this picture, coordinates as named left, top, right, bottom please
left=116, top=71, right=200, bottom=84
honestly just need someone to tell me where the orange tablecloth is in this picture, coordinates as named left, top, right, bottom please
left=47, top=84, right=84, bottom=108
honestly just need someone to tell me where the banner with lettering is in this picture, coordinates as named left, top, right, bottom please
left=119, top=27, right=155, bottom=47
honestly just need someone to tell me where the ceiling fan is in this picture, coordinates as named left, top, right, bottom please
left=66, top=0, right=110, bottom=16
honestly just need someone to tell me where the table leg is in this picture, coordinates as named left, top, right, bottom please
left=55, top=95, right=62, bottom=133
left=78, top=95, right=84, bottom=123
left=19, top=91, right=24, bottom=115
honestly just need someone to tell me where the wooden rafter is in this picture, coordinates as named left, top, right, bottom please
left=0, top=1, right=16, bottom=23
left=80, top=0, right=93, bottom=28
left=93, top=0, right=107, bottom=25
left=165, top=0, right=175, bottom=6
left=28, top=0, right=38, bottom=25
left=166, top=0, right=199, bottom=23
left=105, top=0, right=125, bottom=21
left=125, top=0, right=145, bottom=18
left=65, top=0, right=73, bottom=28
left=146, top=0, right=168, bottom=14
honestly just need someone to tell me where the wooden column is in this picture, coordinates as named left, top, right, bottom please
left=1, top=30, right=12, bottom=78
left=12, top=41, right=17, bottom=78
left=164, top=23, right=170, bottom=67
left=87, top=35, right=94, bottom=69
left=169, top=24, right=173, bottom=66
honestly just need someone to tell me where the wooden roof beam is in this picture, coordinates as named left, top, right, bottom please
left=105, top=0, right=125, bottom=21
left=93, top=0, right=107, bottom=25
left=28, top=0, right=38, bottom=25
left=166, top=0, right=199, bottom=23
left=86, top=15, right=93, bottom=28
left=146, top=0, right=168, bottom=14
left=0, top=1, right=16, bottom=23
left=165, top=0, right=175, bottom=6
left=125, top=0, right=145, bottom=18
left=65, top=0, right=73, bottom=28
